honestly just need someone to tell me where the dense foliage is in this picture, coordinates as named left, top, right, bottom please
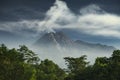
left=0, top=44, right=66, bottom=80
left=0, top=44, right=120, bottom=80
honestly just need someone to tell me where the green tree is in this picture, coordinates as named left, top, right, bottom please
left=18, top=45, right=40, bottom=64
left=108, top=50, right=120, bottom=80
left=92, top=57, right=109, bottom=80
left=0, top=44, right=24, bottom=80
left=64, top=55, right=89, bottom=80
left=92, top=50, right=120, bottom=80
left=0, top=44, right=40, bottom=80
left=36, top=59, right=66, bottom=80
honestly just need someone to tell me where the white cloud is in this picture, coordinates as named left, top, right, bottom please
left=80, top=4, right=105, bottom=14
left=0, top=0, right=120, bottom=38
left=38, top=0, right=77, bottom=32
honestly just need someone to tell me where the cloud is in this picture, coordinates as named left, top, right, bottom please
left=76, top=14, right=120, bottom=37
left=80, top=4, right=105, bottom=14
left=38, top=0, right=77, bottom=32
left=0, top=0, right=120, bottom=38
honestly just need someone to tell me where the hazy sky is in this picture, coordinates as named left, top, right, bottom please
left=0, top=0, right=120, bottom=48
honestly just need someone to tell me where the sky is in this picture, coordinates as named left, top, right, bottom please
left=0, top=0, right=120, bottom=48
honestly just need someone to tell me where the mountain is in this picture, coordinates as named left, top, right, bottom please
left=34, top=31, right=73, bottom=47
left=74, top=40, right=115, bottom=52
left=34, top=31, right=116, bottom=52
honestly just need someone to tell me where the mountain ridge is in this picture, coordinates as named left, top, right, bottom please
left=34, top=31, right=116, bottom=52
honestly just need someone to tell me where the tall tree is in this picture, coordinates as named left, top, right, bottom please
left=0, top=44, right=40, bottom=80
left=64, top=55, right=89, bottom=80
left=36, top=59, right=66, bottom=80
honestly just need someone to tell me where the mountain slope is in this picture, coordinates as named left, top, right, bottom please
left=74, top=40, right=115, bottom=52
left=34, top=31, right=116, bottom=52
left=34, top=31, right=73, bottom=47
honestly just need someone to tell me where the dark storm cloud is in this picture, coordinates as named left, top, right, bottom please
left=0, top=0, right=120, bottom=22
left=64, top=0, right=120, bottom=14
left=0, top=0, right=55, bottom=21
left=0, top=7, right=45, bottom=21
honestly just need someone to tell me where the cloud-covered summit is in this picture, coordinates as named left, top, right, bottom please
left=0, top=0, right=120, bottom=38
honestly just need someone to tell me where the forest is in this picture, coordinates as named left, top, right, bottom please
left=0, top=44, right=120, bottom=80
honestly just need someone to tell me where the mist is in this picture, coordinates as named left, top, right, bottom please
left=30, top=45, right=113, bottom=68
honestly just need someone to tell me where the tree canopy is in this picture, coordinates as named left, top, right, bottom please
left=0, top=44, right=120, bottom=80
